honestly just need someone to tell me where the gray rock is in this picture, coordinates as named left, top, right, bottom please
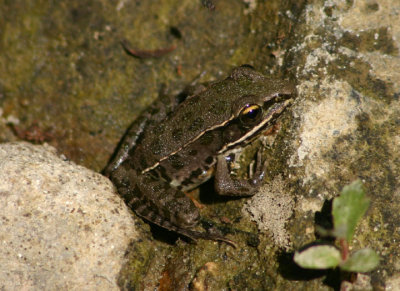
left=244, top=0, right=400, bottom=288
left=243, top=175, right=294, bottom=250
left=283, top=0, right=400, bottom=289
left=0, top=142, right=137, bottom=290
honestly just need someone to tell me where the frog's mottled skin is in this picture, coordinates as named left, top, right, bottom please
left=105, top=66, right=294, bottom=242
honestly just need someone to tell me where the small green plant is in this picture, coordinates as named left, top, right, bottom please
left=294, top=180, right=380, bottom=273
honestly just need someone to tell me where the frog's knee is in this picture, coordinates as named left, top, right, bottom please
left=175, top=207, right=200, bottom=228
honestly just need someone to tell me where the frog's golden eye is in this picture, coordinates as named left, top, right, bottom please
left=239, top=104, right=262, bottom=126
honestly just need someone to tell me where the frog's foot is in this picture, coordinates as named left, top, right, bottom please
left=145, top=216, right=237, bottom=247
left=113, top=169, right=235, bottom=246
left=177, top=228, right=237, bottom=248
left=214, top=150, right=266, bottom=196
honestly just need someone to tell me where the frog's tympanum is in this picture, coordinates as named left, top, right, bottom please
left=105, top=66, right=294, bottom=243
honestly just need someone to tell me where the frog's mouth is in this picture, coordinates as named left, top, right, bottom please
left=218, top=96, right=292, bottom=154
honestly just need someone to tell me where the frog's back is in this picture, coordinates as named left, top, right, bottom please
left=128, top=67, right=291, bottom=172
left=130, top=83, right=234, bottom=171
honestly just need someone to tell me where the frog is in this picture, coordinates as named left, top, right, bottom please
left=104, top=65, right=295, bottom=244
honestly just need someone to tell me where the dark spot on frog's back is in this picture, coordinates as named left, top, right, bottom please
left=188, top=117, right=204, bottom=132
left=172, top=128, right=183, bottom=140
left=188, top=149, right=198, bottom=156
left=157, top=166, right=172, bottom=182
left=210, top=100, right=229, bottom=115
left=191, top=168, right=203, bottom=178
left=150, top=138, right=163, bottom=155
left=199, top=131, right=214, bottom=145
left=182, top=111, right=194, bottom=121
left=205, top=156, right=214, bottom=164
left=139, top=156, right=148, bottom=169
left=168, top=154, right=185, bottom=170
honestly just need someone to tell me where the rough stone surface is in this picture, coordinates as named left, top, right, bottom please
left=283, top=0, right=400, bottom=289
left=2, top=0, right=400, bottom=289
left=0, top=142, right=137, bottom=290
left=243, top=175, right=294, bottom=249
left=244, top=0, right=400, bottom=288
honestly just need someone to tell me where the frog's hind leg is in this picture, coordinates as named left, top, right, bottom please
left=135, top=202, right=236, bottom=247
left=112, top=167, right=199, bottom=231
left=128, top=183, right=235, bottom=246
left=178, top=228, right=237, bottom=247
left=111, top=167, right=234, bottom=246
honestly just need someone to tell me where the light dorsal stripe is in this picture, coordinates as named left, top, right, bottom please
left=142, top=115, right=235, bottom=174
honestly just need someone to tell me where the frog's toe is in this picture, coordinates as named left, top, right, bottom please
left=180, top=229, right=237, bottom=248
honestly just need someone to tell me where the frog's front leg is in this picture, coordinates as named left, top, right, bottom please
left=214, top=151, right=265, bottom=196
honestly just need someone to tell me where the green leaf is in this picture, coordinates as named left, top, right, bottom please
left=294, top=245, right=341, bottom=269
left=332, top=180, right=370, bottom=242
left=340, top=248, right=380, bottom=272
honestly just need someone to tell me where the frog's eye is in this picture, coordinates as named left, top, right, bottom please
left=239, top=104, right=262, bottom=126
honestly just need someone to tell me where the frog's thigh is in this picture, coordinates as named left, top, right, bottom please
left=133, top=173, right=200, bottom=229
left=214, top=155, right=263, bottom=196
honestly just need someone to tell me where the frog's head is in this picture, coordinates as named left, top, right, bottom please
left=218, top=66, right=295, bottom=152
